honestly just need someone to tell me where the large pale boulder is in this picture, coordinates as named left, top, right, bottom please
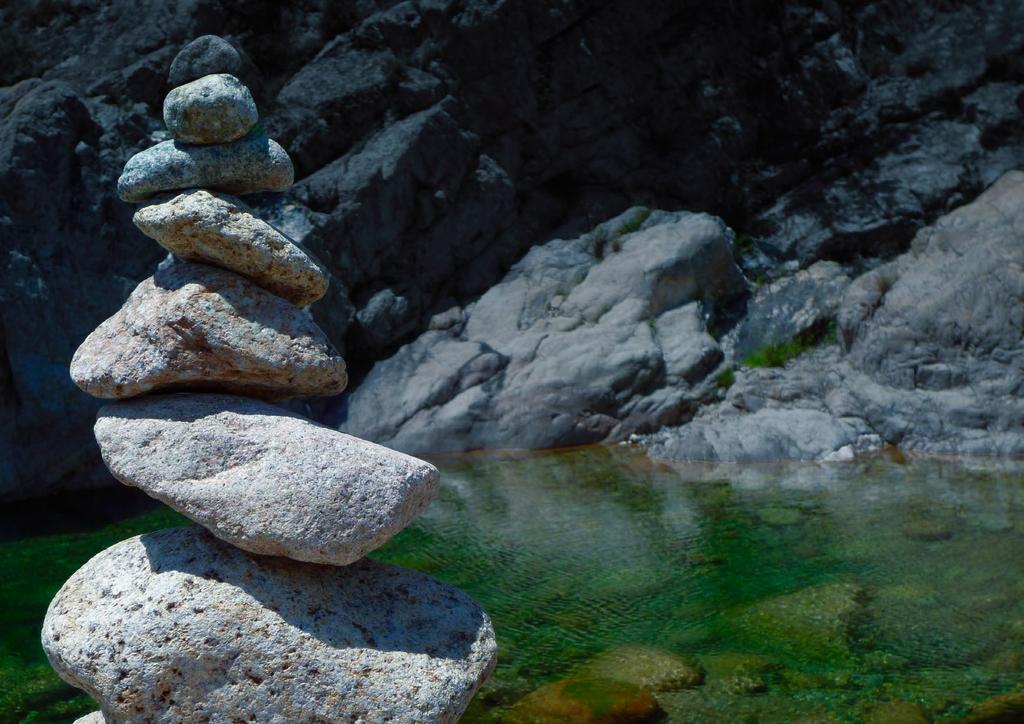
left=117, top=132, right=293, bottom=202
left=95, top=393, right=439, bottom=566
left=70, top=260, right=346, bottom=400
left=134, top=190, right=328, bottom=306
left=42, top=526, right=497, bottom=723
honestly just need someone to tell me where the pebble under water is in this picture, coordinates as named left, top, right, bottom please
left=2, top=446, right=1023, bottom=722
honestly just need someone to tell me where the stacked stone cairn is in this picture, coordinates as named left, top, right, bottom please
left=42, top=36, right=497, bottom=723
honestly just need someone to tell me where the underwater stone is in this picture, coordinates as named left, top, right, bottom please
left=577, top=645, right=705, bottom=691
left=508, top=677, right=665, bottom=724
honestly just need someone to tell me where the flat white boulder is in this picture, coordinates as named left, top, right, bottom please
left=95, top=393, right=440, bottom=565
left=134, top=190, right=328, bottom=306
left=71, top=260, right=346, bottom=400
left=43, top=526, right=497, bottom=723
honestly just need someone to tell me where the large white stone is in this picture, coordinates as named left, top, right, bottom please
left=96, top=393, right=439, bottom=566
left=70, top=260, right=346, bottom=400
left=43, top=526, right=497, bottom=723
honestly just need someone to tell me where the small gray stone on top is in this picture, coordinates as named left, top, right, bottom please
left=96, top=393, right=440, bottom=566
left=168, top=35, right=242, bottom=86
left=43, top=526, right=497, bottom=723
left=117, top=132, right=293, bottom=202
left=134, top=190, right=327, bottom=306
left=164, top=74, right=257, bottom=144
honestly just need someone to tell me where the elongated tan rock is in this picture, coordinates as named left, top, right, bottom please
left=134, top=190, right=328, bottom=306
left=43, top=526, right=497, bottom=723
left=70, top=260, right=346, bottom=399
left=96, top=393, right=439, bottom=565
left=117, top=132, right=293, bottom=202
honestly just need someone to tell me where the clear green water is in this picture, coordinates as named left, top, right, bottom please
left=2, top=446, right=1023, bottom=722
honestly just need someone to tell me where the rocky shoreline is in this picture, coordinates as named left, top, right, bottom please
left=3, top=2, right=1024, bottom=499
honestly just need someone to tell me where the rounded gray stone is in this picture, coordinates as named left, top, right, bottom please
left=72, top=714, right=105, bottom=724
left=168, top=35, right=242, bottom=86
left=42, top=526, right=497, bottom=723
left=163, top=74, right=258, bottom=144
left=134, top=190, right=328, bottom=306
left=117, top=132, right=293, bottom=202
left=70, top=260, right=347, bottom=400
left=96, top=393, right=440, bottom=566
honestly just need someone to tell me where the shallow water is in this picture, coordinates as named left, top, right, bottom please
left=2, top=446, right=1023, bottom=722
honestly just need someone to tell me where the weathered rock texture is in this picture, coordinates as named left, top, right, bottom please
left=117, top=132, right=293, bottom=202
left=341, top=209, right=742, bottom=451
left=71, top=259, right=346, bottom=399
left=133, top=190, right=327, bottom=306
left=648, top=171, right=1024, bottom=462
left=96, top=393, right=439, bottom=565
left=43, top=526, right=497, bottom=723
left=5, top=1, right=1024, bottom=497
left=163, top=74, right=257, bottom=144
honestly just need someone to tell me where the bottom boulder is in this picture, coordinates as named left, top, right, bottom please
left=42, top=526, right=497, bottom=723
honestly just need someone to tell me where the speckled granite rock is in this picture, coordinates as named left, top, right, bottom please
left=70, top=259, right=346, bottom=399
left=72, top=713, right=104, bottom=724
left=117, top=132, right=293, bottom=202
left=42, top=526, right=497, bottom=723
left=133, top=190, right=327, bottom=306
left=95, top=393, right=439, bottom=566
left=163, top=74, right=257, bottom=144
left=168, top=35, right=242, bottom=86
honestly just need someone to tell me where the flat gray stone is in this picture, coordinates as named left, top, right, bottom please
left=163, top=74, right=257, bottom=144
left=43, top=526, right=497, bottom=723
left=117, top=132, right=293, bottom=202
left=70, top=260, right=346, bottom=400
left=168, top=35, right=242, bottom=86
left=134, top=191, right=328, bottom=306
left=96, top=393, right=439, bottom=566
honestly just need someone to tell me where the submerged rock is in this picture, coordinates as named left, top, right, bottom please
left=958, top=692, right=1024, bottom=723
left=727, top=583, right=863, bottom=663
left=133, top=190, right=327, bottom=306
left=163, top=74, right=257, bottom=144
left=70, top=260, right=346, bottom=399
left=42, top=526, right=497, bottom=723
left=863, top=700, right=931, bottom=724
left=577, top=645, right=705, bottom=691
left=117, top=132, right=293, bottom=202
left=167, top=35, right=242, bottom=86
left=95, top=394, right=439, bottom=566
left=508, top=677, right=665, bottom=724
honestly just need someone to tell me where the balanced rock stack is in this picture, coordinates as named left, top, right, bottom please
left=42, top=36, right=497, bottom=723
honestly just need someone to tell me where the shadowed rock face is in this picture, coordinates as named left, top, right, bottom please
left=71, top=259, right=347, bottom=400
left=95, top=393, right=439, bottom=566
left=4, top=1, right=1024, bottom=497
left=42, top=526, right=497, bottom=723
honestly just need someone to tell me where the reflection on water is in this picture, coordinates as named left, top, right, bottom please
left=372, top=446, right=1024, bottom=722
left=2, top=446, right=1023, bottom=722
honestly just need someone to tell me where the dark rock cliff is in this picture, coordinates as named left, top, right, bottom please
left=2, top=0, right=1024, bottom=498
